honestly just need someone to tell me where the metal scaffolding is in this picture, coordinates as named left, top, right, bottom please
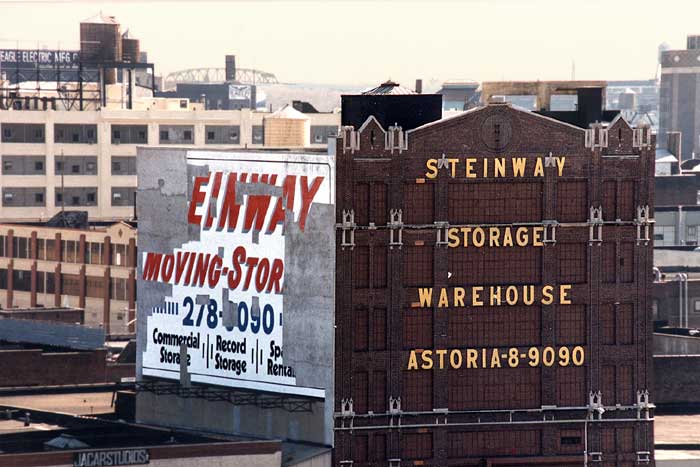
left=135, top=381, right=317, bottom=413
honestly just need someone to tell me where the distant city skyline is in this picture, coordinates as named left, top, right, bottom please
left=0, top=0, right=698, bottom=87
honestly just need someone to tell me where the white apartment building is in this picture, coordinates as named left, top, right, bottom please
left=0, top=103, right=339, bottom=222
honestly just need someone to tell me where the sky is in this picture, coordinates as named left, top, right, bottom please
left=0, top=0, right=698, bottom=88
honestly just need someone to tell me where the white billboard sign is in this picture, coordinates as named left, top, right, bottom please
left=141, top=152, right=331, bottom=398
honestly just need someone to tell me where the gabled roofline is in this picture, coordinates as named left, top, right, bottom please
left=608, top=113, right=633, bottom=129
left=357, top=115, right=387, bottom=134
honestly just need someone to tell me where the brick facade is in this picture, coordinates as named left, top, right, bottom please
left=334, top=103, right=655, bottom=465
left=0, top=348, right=108, bottom=387
left=0, top=222, right=136, bottom=335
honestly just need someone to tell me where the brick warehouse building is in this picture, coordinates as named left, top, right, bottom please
left=0, top=222, right=136, bottom=334
left=334, top=98, right=655, bottom=465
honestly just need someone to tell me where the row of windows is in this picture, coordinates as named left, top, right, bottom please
left=351, top=303, right=634, bottom=352
left=347, top=427, right=635, bottom=462
left=351, top=180, right=638, bottom=225
left=0, top=236, right=132, bottom=267
left=3, top=157, right=97, bottom=175
left=351, top=367, right=584, bottom=414
left=1, top=123, right=275, bottom=145
left=351, top=366, right=590, bottom=415
left=1, top=187, right=135, bottom=208
left=0, top=269, right=130, bottom=301
left=349, top=430, right=582, bottom=462
left=351, top=242, right=636, bottom=288
left=0, top=156, right=137, bottom=177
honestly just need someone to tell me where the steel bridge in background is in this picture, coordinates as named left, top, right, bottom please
left=163, top=67, right=278, bottom=90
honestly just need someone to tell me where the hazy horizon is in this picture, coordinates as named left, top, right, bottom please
left=0, top=0, right=697, bottom=87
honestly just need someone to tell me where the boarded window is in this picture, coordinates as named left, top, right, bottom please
left=449, top=368, right=540, bottom=410
left=617, top=427, right=635, bottom=452
left=602, top=242, right=616, bottom=283
left=401, top=432, right=432, bottom=460
left=557, top=180, right=588, bottom=222
left=600, top=303, right=615, bottom=345
left=403, top=370, right=432, bottom=411
left=618, top=181, right=635, bottom=221
left=556, top=366, right=586, bottom=406
left=601, top=365, right=634, bottom=405
left=450, top=246, right=541, bottom=285
left=617, top=365, right=634, bottom=405
left=558, top=242, right=587, bottom=284
left=448, top=306, right=541, bottom=347
left=371, top=434, right=386, bottom=461
left=618, top=303, right=634, bottom=345
left=601, top=365, right=615, bottom=405
left=403, top=246, right=433, bottom=286
left=601, top=180, right=617, bottom=221
left=602, top=427, right=616, bottom=452
left=353, top=183, right=369, bottom=226
left=372, top=246, right=387, bottom=288
left=448, top=182, right=543, bottom=224
left=403, top=309, right=433, bottom=349
left=448, top=248, right=483, bottom=284
left=484, top=247, right=541, bottom=284
left=352, top=371, right=368, bottom=413
left=448, top=430, right=541, bottom=457
left=353, top=308, right=368, bottom=351
left=353, top=246, right=369, bottom=288
left=371, top=371, right=386, bottom=413
left=353, top=182, right=387, bottom=225
left=403, top=183, right=434, bottom=224
left=353, top=435, right=368, bottom=462
left=619, top=242, right=635, bottom=283
left=602, top=427, right=635, bottom=454
left=371, top=308, right=387, bottom=351
left=371, top=183, right=387, bottom=225
left=556, top=304, right=586, bottom=345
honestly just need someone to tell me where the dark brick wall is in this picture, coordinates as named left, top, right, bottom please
left=0, top=348, right=107, bottom=387
left=0, top=309, right=84, bottom=325
left=654, top=355, right=700, bottom=405
left=655, top=174, right=700, bottom=206
left=653, top=279, right=700, bottom=328
left=335, top=103, right=655, bottom=465
left=106, top=363, right=135, bottom=383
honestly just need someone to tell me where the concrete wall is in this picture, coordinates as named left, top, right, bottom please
left=655, top=333, right=700, bottom=355
left=655, top=249, right=700, bottom=269
left=0, top=109, right=339, bottom=223
left=136, top=147, right=335, bottom=445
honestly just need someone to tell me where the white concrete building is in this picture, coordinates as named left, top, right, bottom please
left=0, top=103, right=339, bottom=222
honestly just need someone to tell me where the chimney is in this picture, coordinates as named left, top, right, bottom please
left=667, top=131, right=682, bottom=158
left=688, top=35, right=700, bottom=50
left=225, top=55, right=236, bottom=82
left=415, top=79, right=423, bottom=94
left=576, top=87, right=605, bottom=127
